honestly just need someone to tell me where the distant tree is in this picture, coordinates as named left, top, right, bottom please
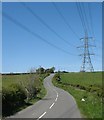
left=45, top=67, right=55, bottom=73
left=62, top=71, right=68, bottom=73
left=36, top=67, right=45, bottom=74
left=45, top=69, right=50, bottom=73
left=50, top=67, right=55, bottom=73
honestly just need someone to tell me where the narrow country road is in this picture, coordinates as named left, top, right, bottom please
left=9, top=74, right=82, bottom=119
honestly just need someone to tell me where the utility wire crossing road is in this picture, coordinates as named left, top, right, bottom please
left=9, top=74, right=82, bottom=119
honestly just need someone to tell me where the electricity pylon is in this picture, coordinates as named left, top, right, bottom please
left=78, top=32, right=95, bottom=72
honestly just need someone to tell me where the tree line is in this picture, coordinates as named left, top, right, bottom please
left=29, top=66, right=55, bottom=74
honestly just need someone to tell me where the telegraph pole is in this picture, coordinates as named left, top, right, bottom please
left=78, top=31, right=95, bottom=72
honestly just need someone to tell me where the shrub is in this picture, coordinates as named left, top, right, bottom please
left=2, top=83, right=26, bottom=116
left=54, top=73, right=61, bottom=82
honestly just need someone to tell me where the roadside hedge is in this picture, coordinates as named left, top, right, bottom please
left=2, top=83, right=27, bottom=116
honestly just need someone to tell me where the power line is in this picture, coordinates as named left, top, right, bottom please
left=87, top=3, right=97, bottom=48
left=79, top=3, right=88, bottom=33
left=76, top=2, right=87, bottom=34
left=88, top=3, right=95, bottom=37
left=3, top=12, right=77, bottom=56
left=52, top=2, right=80, bottom=40
left=81, top=3, right=92, bottom=36
left=19, top=2, right=75, bottom=48
left=81, top=3, right=97, bottom=53
left=76, top=1, right=95, bottom=72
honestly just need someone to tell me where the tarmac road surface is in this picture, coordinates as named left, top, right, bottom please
left=9, top=74, right=82, bottom=119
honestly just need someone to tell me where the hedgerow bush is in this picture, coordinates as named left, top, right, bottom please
left=2, top=83, right=26, bottom=116
left=2, top=73, right=49, bottom=116
left=54, top=73, right=61, bottom=82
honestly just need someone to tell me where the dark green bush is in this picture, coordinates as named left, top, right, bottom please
left=54, top=73, right=61, bottom=82
left=79, top=85, right=86, bottom=90
left=2, top=83, right=26, bottom=116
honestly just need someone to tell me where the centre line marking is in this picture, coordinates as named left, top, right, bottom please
left=37, top=112, right=46, bottom=120
left=57, top=93, right=58, bottom=98
left=55, top=97, right=57, bottom=102
left=49, top=103, right=55, bottom=109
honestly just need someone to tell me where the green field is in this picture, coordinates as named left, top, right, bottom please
left=3, top=74, right=43, bottom=89
left=61, top=72, right=102, bottom=87
left=2, top=73, right=48, bottom=117
left=53, top=72, right=103, bottom=118
left=0, top=75, right=1, bottom=89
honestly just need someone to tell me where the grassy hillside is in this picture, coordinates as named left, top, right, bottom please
left=61, top=72, right=102, bottom=87
left=2, top=73, right=48, bottom=117
left=0, top=74, right=1, bottom=91
left=53, top=72, right=103, bottom=119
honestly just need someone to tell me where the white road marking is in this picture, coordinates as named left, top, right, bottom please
left=53, top=89, right=59, bottom=97
left=37, top=112, right=47, bottom=120
left=49, top=103, right=55, bottom=109
left=57, top=93, right=58, bottom=98
left=46, top=83, right=59, bottom=115
left=55, top=97, right=57, bottom=102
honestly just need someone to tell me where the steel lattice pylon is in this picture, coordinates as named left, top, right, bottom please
left=78, top=32, right=95, bottom=72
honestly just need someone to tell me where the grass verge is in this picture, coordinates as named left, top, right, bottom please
left=52, top=72, right=103, bottom=119
left=2, top=73, right=48, bottom=117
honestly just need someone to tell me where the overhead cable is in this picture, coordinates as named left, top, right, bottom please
left=52, top=2, right=80, bottom=40
left=3, top=12, right=77, bottom=56
left=76, top=2, right=87, bottom=34
left=20, top=2, right=75, bottom=48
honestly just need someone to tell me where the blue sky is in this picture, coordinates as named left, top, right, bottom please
left=0, top=2, right=2, bottom=73
left=2, top=2, right=102, bottom=73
